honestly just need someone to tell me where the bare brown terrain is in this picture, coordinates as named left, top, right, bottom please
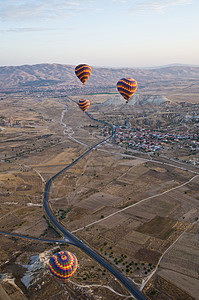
left=0, top=65, right=199, bottom=299
left=0, top=63, right=199, bottom=103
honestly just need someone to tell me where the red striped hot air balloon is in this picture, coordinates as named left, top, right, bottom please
left=117, top=78, right=137, bottom=103
left=48, top=251, right=78, bottom=283
left=78, top=99, right=90, bottom=112
left=75, top=64, right=91, bottom=85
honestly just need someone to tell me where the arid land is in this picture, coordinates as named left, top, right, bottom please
left=0, top=65, right=199, bottom=299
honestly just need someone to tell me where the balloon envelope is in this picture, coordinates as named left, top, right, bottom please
left=48, top=251, right=78, bottom=283
left=75, top=64, right=91, bottom=85
left=78, top=99, right=90, bottom=112
left=117, top=78, right=137, bottom=103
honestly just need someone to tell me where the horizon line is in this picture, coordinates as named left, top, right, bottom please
left=0, top=62, right=199, bottom=69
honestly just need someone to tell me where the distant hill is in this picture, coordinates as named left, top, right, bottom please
left=0, top=63, right=199, bottom=92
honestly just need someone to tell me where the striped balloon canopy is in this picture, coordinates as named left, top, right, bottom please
left=117, top=78, right=137, bottom=103
left=78, top=99, right=90, bottom=112
left=75, top=64, right=91, bottom=85
left=48, top=251, right=78, bottom=283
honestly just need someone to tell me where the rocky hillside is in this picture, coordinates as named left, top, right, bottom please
left=100, top=94, right=171, bottom=106
left=0, top=63, right=199, bottom=91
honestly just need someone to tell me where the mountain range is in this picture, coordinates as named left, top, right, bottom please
left=0, top=63, right=199, bottom=92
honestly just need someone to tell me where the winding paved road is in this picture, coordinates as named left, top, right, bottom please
left=1, top=96, right=198, bottom=299
left=43, top=99, right=146, bottom=300
left=0, top=230, right=67, bottom=244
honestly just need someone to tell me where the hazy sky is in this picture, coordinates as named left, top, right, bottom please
left=0, top=0, right=198, bottom=67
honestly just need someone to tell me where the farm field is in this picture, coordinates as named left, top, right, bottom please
left=0, top=93, right=199, bottom=299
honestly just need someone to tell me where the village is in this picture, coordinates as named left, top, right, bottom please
left=101, top=126, right=199, bottom=165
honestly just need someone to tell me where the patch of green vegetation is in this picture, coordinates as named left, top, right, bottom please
left=58, top=207, right=72, bottom=220
left=164, top=228, right=175, bottom=239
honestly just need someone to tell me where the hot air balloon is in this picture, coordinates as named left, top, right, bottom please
left=75, top=64, right=91, bottom=85
left=117, top=78, right=137, bottom=103
left=78, top=99, right=90, bottom=112
left=48, top=251, right=78, bottom=283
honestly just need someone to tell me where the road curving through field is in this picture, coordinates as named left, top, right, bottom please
left=43, top=96, right=146, bottom=300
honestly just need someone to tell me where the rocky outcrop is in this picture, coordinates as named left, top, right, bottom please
left=101, top=94, right=171, bottom=106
